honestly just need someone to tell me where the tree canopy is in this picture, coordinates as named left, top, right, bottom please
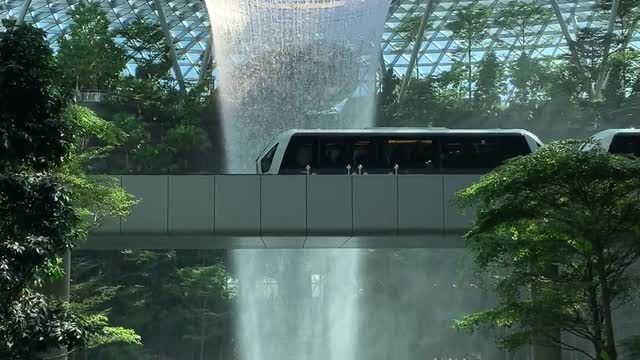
left=0, top=19, right=90, bottom=359
left=57, top=2, right=126, bottom=91
left=454, top=140, right=640, bottom=360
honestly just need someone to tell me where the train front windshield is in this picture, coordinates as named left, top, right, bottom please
left=609, top=134, right=640, bottom=157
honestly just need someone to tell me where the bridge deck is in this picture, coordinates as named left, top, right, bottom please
left=83, top=175, right=480, bottom=249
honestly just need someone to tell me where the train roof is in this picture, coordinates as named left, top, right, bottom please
left=272, top=128, right=542, bottom=144
left=277, top=127, right=542, bottom=137
left=279, top=128, right=539, bottom=136
left=590, top=128, right=640, bottom=141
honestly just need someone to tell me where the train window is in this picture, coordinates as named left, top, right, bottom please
left=500, top=135, right=531, bottom=159
left=383, top=138, right=436, bottom=173
left=441, top=136, right=502, bottom=171
left=609, top=134, right=640, bottom=156
left=351, top=139, right=380, bottom=172
left=260, top=144, right=278, bottom=173
left=318, top=137, right=351, bottom=174
left=280, top=136, right=315, bottom=174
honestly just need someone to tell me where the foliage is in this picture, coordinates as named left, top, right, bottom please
left=621, top=336, right=640, bottom=358
left=97, top=17, right=220, bottom=174
left=445, top=3, right=491, bottom=102
left=494, top=1, right=553, bottom=54
left=396, top=15, right=426, bottom=41
left=603, top=50, right=640, bottom=107
left=0, top=20, right=91, bottom=359
left=0, top=20, right=67, bottom=172
left=57, top=2, right=126, bottom=91
left=555, top=0, right=640, bottom=101
left=453, top=140, right=640, bottom=360
left=70, top=250, right=232, bottom=360
left=593, top=0, right=640, bottom=40
left=116, top=19, right=172, bottom=80
left=104, top=78, right=215, bottom=173
left=509, top=53, right=548, bottom=106
left=474, top=51, right=504, bottom=112
left=379, top=68, right=400, bottom=108
left=59, top=104, right=136, bottom=233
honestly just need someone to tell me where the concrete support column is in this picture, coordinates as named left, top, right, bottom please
left=16, top=0, right=33, bottom=25
left=198, top=37, right=213, bottom=86
left=398, top=0, right=435, bottom=100
left=153, top=0, right=186, bottom=94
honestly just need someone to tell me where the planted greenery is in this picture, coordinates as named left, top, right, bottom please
left=454, top=140, right=640, bottom=360
left=57, top=2, right=126, bottom=92
left=0, top=19, right=89, bottom=359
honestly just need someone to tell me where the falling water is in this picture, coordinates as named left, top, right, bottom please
left=206, top=0, right=391, bottom=173
left=206, top=1, right=389, bottom=359
left=205, top=1, right=389, bottom=359
left=230, top=249, right=364, bottom=360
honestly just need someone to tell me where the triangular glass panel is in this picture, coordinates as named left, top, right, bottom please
left=395, top=56, right=409, bottom=66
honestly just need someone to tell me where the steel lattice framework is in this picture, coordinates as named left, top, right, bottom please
left=1, top=0, right=639, bottom=81
left=1, top=0, right=211, bottom=81
left=384, top=0, right=640, bottom=78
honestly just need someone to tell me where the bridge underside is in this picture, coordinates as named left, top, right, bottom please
left=83, top=233, right=467, bottom=249
left=83, top=175, right=478, bottom=250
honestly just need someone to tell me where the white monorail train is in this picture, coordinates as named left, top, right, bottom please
left=256, top=128, right=543, bottom=175
left=586, top=128, right=640, bottom=156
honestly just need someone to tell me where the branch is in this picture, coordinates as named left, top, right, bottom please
left=562, top=325, right=595, bottom=343
left=548, top=335, right=596, bottom=360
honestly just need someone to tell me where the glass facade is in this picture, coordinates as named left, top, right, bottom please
left=2, top=0, right=639, bottom=81
left=384, top=0, right=640, bottom=77
left=1, top=0, right=211, bottom=80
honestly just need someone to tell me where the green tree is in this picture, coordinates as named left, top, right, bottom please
left=473, top=51, right=504, bottom=112
left=509, top=53, right=547, bottom=106
left=494, top=1, right=553, bottom=55
left=493, top=2, right=552, bottom=108
left=445, top=3, right=491, bottom=104
left=60, top=104, right=136, bottom=232
left=396, top=15, right=424, bottom=41
left=551, top=0, right=640, bottom=101
left=593, top=0, right=640, bottom=48
left=603, top=50, right=640, bottom=108
left=178, top=264, right=232, bottom=360
left=380, top=68, right=400, bottom=107
left=381, top=76, right=440, bottom=126
left=454, top=140, right=640, bottom=360
left=0, top=19, right=92, bottom=359
left=71, top=250, right=233, bottom=360
left=117, top=19, right=172, bottom=80
left=57, top=2, right=126, bottom=92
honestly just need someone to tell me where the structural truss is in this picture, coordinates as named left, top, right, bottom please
left=1, top=0, right=639, bottom=81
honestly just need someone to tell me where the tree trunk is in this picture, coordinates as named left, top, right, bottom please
left=592, top=0, right=621, bottom=102
left=468, top=43, right=473, bottom=106
left=199, top=297, right=207, bottom=360
left=594, top=240, right=617, bottom=360
left=586, top=258, right=604, bottom=358
left=530, top=264, right=562, bottom=360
